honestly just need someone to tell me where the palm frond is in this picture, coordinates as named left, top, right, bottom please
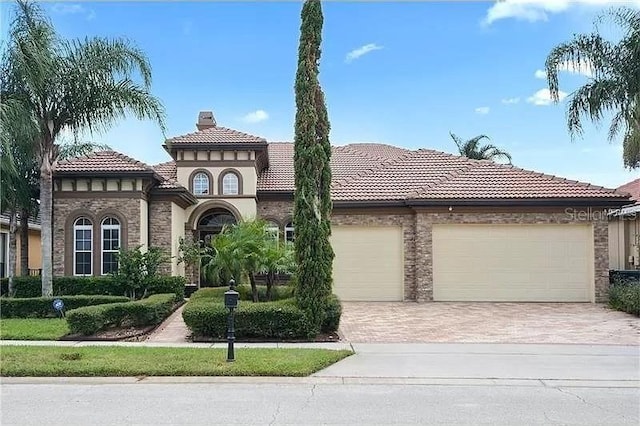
left=566, top=78, right=622, bottom=138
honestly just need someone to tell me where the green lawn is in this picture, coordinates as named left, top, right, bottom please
left=0, top=346, right=353, bottom=377
left=0, top=318, right=69, bottom=340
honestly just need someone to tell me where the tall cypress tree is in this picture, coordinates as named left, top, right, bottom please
left=293, top=0, right=334, bottom=334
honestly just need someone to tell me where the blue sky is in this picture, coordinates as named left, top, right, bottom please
left=2, top=0, right=638, bottom=188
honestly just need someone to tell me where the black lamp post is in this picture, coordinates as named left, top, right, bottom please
left=224, top=279, right=239, bottom=362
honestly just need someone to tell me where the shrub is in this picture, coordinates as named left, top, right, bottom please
left=1, top=276, right=42, bottom=298
left=66, top=293, right=177, bottom=335
left=0, top=295, right=130, bottom=318
left=182, top=297, right=312, bottom=339
left=189, top=285, right=293, bottom=302
left=182, top=288, right=341, bottom=339
left=322, top=295, right=342, bottom=333
left=609, top=280, right=640, bottom=316
left=0, top=276, right=184, bottom=299
left=113, top=246, right=170, bottom=299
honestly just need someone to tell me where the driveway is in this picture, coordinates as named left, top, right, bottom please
left=338, top=302, right=640, bottom=345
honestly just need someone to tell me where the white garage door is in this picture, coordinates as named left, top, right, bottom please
left=432, top=224, right=593, bottom=302
left=331, top=226, right=404, bottom=301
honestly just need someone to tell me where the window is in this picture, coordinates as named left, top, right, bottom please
left=266, top=221, right=279, bottom=242
left=193, top=172, right=209, bottom=195
left=222, top=172, right=239, bottom=195
left=74, top=217, right=92, bottom=276
left=101, top=217, right=120, bottom=275
left=285, top=222, right=295, bottom=245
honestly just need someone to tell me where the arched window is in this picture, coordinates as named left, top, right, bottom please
left=221, top=172, right=239, bottom=195
left=101, top=217, right=121, bottom=275
left=266, top=221, right=279, bottom=242
left=285, top=222, right=295, bottom=245
left=74, top=217, right=92, bottom=276
left=193, top=172, right=210, bottom=195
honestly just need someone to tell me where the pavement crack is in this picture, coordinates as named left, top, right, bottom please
left=556, top=387, right=629, bottom=421
left=269, top=401, right=281, bottom=426
left=304, top=383, right=317, bottom=407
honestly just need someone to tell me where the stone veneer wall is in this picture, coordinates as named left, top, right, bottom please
left=250, top=201, right=611, bottom=303
left=148, top=200, right=172, bottom=275
left=53, top=197, right=141, bottom=276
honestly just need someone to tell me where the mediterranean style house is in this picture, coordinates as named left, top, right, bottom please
left=52, top=111, right=631, bottom=303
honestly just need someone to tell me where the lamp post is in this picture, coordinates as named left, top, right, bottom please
left=224, top=279, right=239, bottom=362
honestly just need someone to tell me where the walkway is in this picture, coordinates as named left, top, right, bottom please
left=145, top=304, right=191, bottom=343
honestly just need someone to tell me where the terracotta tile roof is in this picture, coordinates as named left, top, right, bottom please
left=55, top=150, right=152, bottom=173
left=258, top=143, right=624, bottom=203
left=616, top=178, right=640, bottom=205
left=165, top=126, right=266, bottom=145
left=152, top=161, right=183, bottom=189
left=410, top=157, right=623, bottom=200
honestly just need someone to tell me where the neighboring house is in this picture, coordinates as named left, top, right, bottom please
left=609, top=178, right=640, bottom=270
left=52, top=111, right=630, bottom=303
left=0, top=213, right=42, bottom=277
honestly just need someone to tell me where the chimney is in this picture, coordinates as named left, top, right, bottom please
left=196, top=111, right=216, bottom=131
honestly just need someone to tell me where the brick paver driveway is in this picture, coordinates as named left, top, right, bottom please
left=339, top=302, right=640, bottom=345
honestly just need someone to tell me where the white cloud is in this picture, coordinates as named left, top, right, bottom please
left=51, top=3, right=96, bottom=20
left=475, top=106, right=490, bottom=115
left=242, top=110, right=269, bottom=123
left=501, top=97, right=520, bottom=104
left=482, top=0, right=639, bottom=26
left=345, top=43, right=383, bottom=63
left=535, top=60, right=593, bottom=80
left=526, top=88, right=568, bottom=106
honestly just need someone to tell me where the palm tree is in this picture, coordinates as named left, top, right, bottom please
left=2, top=1, right=165, bottom=296
left=545, top=7, right=640, bottom=169
left=449, top=132, right=512, bottom=163
left=258, top=242, right=295, bottom=301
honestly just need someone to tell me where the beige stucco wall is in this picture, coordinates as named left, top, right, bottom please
left=176, top=166, right=257, bottom=196
left=140, top=199, right=149, bottom=251
left=0, top=226, right=42, bottom=274
left=171, top=202, right=186, bottom=276
left=609, top=215, right=640, bottom=270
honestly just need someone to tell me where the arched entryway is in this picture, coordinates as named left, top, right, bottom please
left=196, top=208, right=237, bottom=246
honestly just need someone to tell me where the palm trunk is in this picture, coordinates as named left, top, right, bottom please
left=265, top=272, right=274, bottom=301
left=7, top=210, right=17, bottom=296
left=20, top=210, right=29, bottom=276
left=40, top=156, right=53, bottom=297
left=249, top=273, right=258, bottom=302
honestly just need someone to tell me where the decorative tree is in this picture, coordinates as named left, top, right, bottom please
left=2, top=1, right=165, bottom=296
left=293, top=0, right=334, bottom=334
left=449, top=132, right=512, bottom=163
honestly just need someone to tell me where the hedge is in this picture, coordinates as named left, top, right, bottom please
left=0, top=276, right=185, bottom=299
left=182, top=287, right=342, bottom=339
left=66, top=293, right=178, bottom=335
left=183, top=298, right=312, bottom=339
left=0, top=295, right=130, bottom=319
left=609, top=280, right=640, bottom=317
left=191, top=285, right=293, bottom=302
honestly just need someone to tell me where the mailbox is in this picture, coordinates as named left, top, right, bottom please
left=224, top=289, right=239, bottom=310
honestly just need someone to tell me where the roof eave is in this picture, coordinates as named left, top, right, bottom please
left=406, top=197, right=631, bottom=208
left=53, top=170, right=156, bottom=178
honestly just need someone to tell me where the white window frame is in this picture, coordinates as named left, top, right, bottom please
left=101, top=217, right=121, bottom=275
left=193, top=172, right=209, bottom=195
left=285, top=222, right=295, bottom=245
left=266, top=221, right=279, bottom=243
left=222, top=172, right=239, bottom=195
left=73, top=217, right=93, bottom=276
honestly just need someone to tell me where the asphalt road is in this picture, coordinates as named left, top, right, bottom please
left=2, top=379, right=638, bottom=425
left=2, top=343, right=638, bottom=425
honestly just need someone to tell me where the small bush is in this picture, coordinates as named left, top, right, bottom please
left=182, top=297, right=312, bottom=339
left=1, top=276, right=42, bottom=298
left=322, top=295, right=342, bottom=333
left=145, top=276, right=186, bottom=300
left=0, top=295, right=130, bottom=318
left=609, top=280, right=640, bottom=316
left=53, top=277, right=126, bottom=297
left=66, top=293, right=177, bottom=335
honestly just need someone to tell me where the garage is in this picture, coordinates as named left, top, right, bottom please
left=432, top=224, right=593, bottom=302
left=331, top=225, right=404, bottom=301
